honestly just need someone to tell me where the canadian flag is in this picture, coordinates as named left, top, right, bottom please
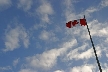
left=66, top=18, right=87, bottom=28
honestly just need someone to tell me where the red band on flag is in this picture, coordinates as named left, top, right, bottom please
left=80, top=19, right=87, bottom=26
left=66, top=21, right=71, bottom=28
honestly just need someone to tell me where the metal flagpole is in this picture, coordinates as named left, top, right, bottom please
left=84, top=15, right=102, bottom=72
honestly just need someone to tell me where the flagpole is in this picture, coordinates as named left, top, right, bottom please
left=84, top=16, right=102, bottom=72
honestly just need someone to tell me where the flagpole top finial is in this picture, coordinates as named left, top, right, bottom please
left=84, top=15, right=85, bottom=19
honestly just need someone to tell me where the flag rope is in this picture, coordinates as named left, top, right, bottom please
left=86, top=23, right=102, bottom=72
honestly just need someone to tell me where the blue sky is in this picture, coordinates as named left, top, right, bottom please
left=0, top=0, right=108, bottom=72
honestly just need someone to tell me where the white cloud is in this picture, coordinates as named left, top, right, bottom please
left=0, top=0, right=12, bottom=11
left=19, top=27, right=30, bottom=48
left=3, top=25, right=29, bottom=52
left=19, top=69, right=36, bottom=72
left=54, top=70, right=64, bottom=72
left=79, top=45, right=101, bottom=59
left=64, top=43, right=93, bottom=60
left=0, top=0, right=11, bottom=6
left=63, top=0, right=98, bottom=21
left=26, top=48, right=62, bottom=69
left=13, top=58, right=20, bottom=67
left=65, top=6, right=98, bottom=21
left=4, top=27, right=20, bottom=51
left=63, top=0, right=100, bottom=21
left=105, top=38, right=108, bottom=45
left=102, top=63, right=108, bottom=72
left=88, top=20, right=108, bottom=37
left=101, top=0, right=108, bottom=7
left=62, top=39, right=78, bottom=48
left=70, top=64, right=95, bottom=72
left=39, top=30, right=50, bottom=40
left=78, top=48, right=93, bottom=59
left=18, top=0, right=33, bottom=11
left=64, top=42, right=102, bottom=61
left=39, top=30, right=58, bottom=42
left=25, top=39, right=77, bottom=70
left=83, top=7, right=98, bottom=17
left=103, top=46, right=108, bottom=58
left=63, top=0, right=76, bottom=21
left=63, top=0, right=108, bottom=23
left=36, top=0, right=54, bottom=23
left=0, top=66, right=12, bottom=71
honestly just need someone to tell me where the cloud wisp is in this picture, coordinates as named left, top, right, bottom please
left=36, top=0, right=54, bottom=23
left=17, top=0, right=33, bottom=11
left=0, top=66, right=12, bottom=71
left=13, top=58, right=20, bottom=67
left=3, top=25, right=29, bottom=52
left=19, top=39, right=77, bottom=71
left=0, top=0, right=12, bottom=11
left=39, top=30, right=58, bottom=42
